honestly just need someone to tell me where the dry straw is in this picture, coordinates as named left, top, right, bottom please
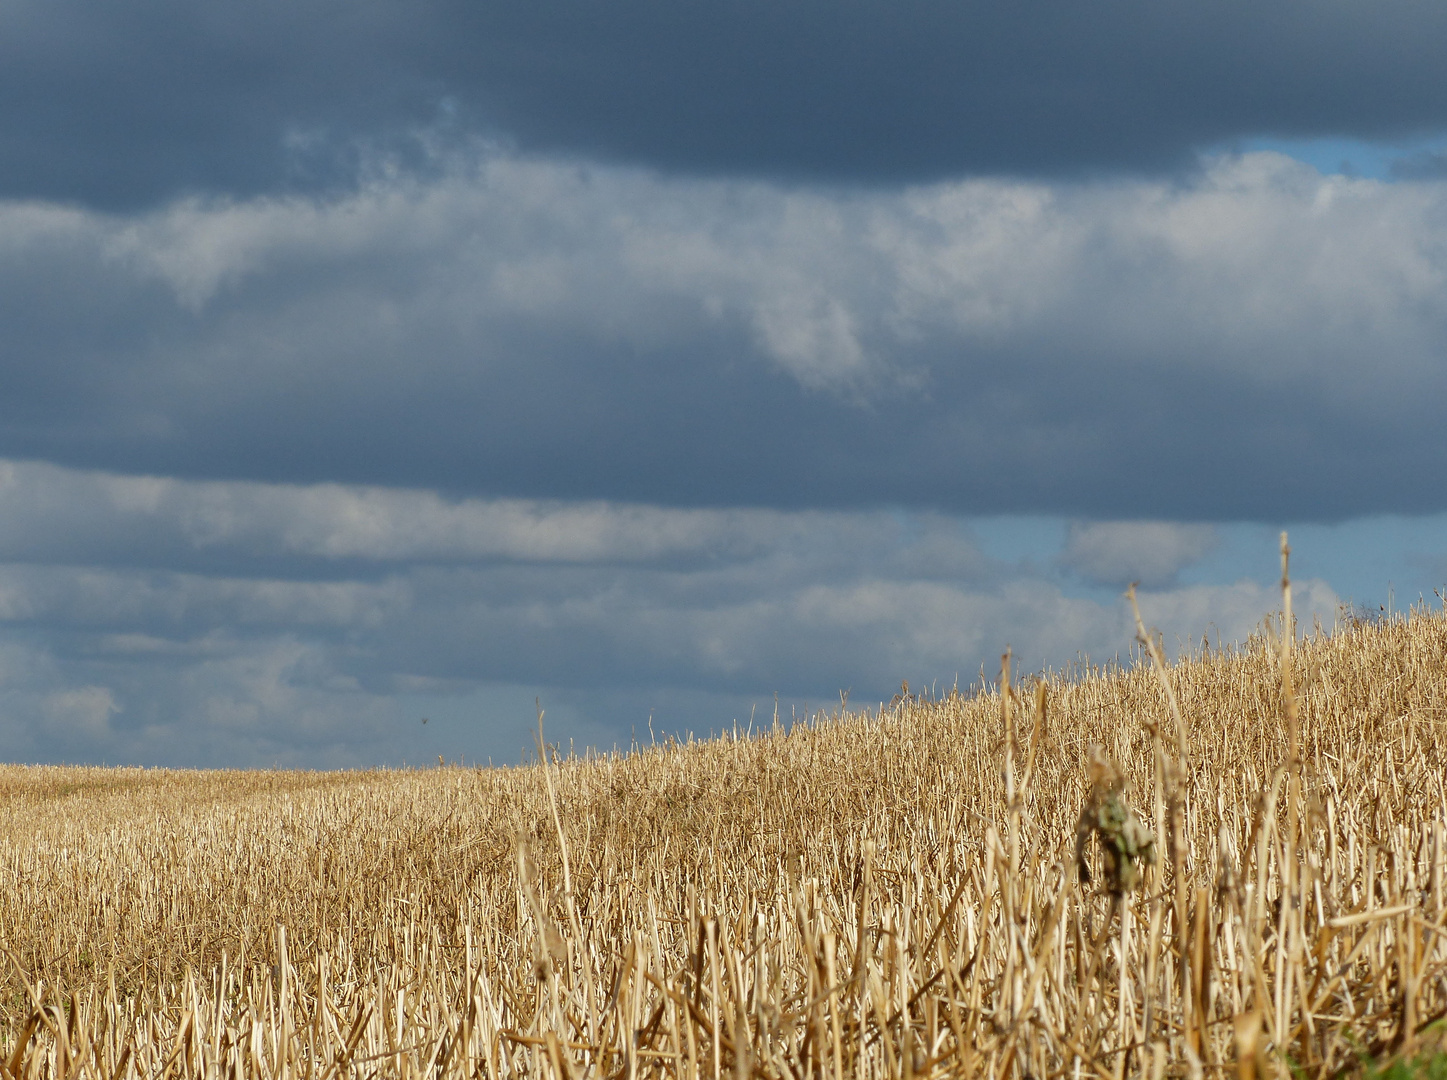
left=2, top=534, right=1446, bottom=1078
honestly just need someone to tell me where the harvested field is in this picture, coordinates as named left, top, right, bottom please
left=4, top=584, right=1447, bottom=1077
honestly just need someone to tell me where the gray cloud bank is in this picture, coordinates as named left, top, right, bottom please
left=1, top=150, right=1445, bottom=519
left=0, top=459, right=1337, bottom=767
left=6, top=0, right=1447, bottom=207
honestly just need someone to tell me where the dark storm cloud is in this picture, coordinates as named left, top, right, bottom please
left=447, top=0, right=1447, bottom=180
left=0, top=0, right=449, bottom=209
left=6, top=0, right=1447, bottom=208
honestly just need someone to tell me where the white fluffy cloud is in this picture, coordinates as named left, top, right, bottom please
left=1060, top=521, right=1220, bottom=587
left=9, top=148, right=1436, bottom=403
left=180, top=155, right=1447, bottom=366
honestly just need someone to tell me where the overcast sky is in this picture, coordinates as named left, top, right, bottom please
left=2, top=0, right=1445, bottom=767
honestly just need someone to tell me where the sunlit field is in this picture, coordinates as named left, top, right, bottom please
left=4, top=575, right=1447, bottom=1077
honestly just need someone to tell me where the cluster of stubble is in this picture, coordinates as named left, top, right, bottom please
left=2, top=603, right=1446, bottom=1077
